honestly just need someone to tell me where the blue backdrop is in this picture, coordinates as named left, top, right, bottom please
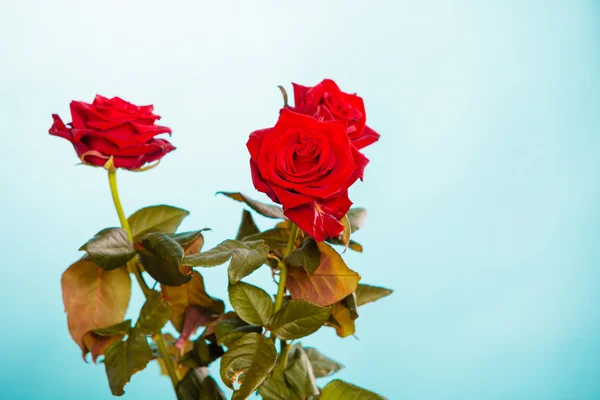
left=1, top=1, right=599, bottom=399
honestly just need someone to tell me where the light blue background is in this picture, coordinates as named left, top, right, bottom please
left=1, top=1, right=599, bottom=399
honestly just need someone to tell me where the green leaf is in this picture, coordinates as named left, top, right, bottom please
left=104, top=327, right=153, bottom=396
left=218, top=192, right=285, bottom=219
left=79, top=228, right=135, bottom=270
left=93, top=320, right=131, bottom=337
left=136, top=290, right=171, bottom=334
left=284, top=238, right=321, bottom=274
left=215, top=316, right=262, bottom=347
left=183, top=239, right=269, bottom=284
left=258, top=367, right=299, bottom=400
left=220, top=333, right=278, bottom=399
left=138, top=232, right=191, bottom=286
left=235, top=210, right=260, bottom=241
left=355, top=284, right=393, bottom=307
left=192, top=337, right=224, bottom=367
left=169, top=230, right=209, bottom=255
left=320, top=379, right=387, bottom=400
left=347, top=207, right=367, bottom=233
left=268, top=300, right=330, bottom=340
left=284, top=346, right=319, bottom=399
left=242, top=228, right=290, bottom=249
left=228, top=282, right=274, bottom=327
left=128, top=205, right=189, bottom=242
left=61, top=259, right=131, bottom=357
left=303, top=347, right=344, bottom=378
left=177, top=368, right=226, bottom=400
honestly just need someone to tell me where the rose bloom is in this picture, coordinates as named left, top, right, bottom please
left=49, top=95, right=174, bottom=170
left=248, top=108, right=368, bottom=241
left=291, top=79, right=380, bottom=150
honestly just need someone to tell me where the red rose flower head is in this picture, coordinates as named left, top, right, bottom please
left=247, top=108, right=368, bottom=241
left=49, top=95, right=175, bottom=170
left=291, top=79, right=380, bottom=150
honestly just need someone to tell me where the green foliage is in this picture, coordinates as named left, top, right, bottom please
left=220, top=333, right=278, bottom=399
left=128, top=205, right=189, bottom=242
left=235, top=210, right=260, bottom=241
left=304, top=347, right=344, bottom=378
left=136, top=291, right=171, bottom=334
left=138, top=232, right=191, bottom=286
left=355, top=284, right=393, bottom=306
left=104, top=328, right=153, bottom=396
left=218, top=192, right=285, bottom=219
left=228, top=282, right=274, bottom=327
left=80, top=228, right=135, bottom=270
left=177, top=368, right=226, bottom=400
left=284, top=238, right=321, bottom=274
left=183, top=239, right=269, bottom=284
left=215, top=316, right=262, bottom=347
left=320, top=379, right=387, bottom=400
left=284, top=346, right=319, bottom=398
left=268, top=300, right=330, bottom=340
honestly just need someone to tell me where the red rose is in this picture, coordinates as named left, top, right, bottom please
left=49, top=95, right=175, bottom=170
left=291, top=79, right=380, bottom=150
left=247, top=108, right=368, bottom=241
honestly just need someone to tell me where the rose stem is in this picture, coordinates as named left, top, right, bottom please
left=274, top=222, right=299, bottom=312
left=107, top=168, right=180, bottom=392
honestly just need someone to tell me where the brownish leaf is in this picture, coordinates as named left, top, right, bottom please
left=161, top=271, right=225, bottom=333
left=61, top=259, right=131, bottom=358
left=82, top=332, right=124, bottom=363
left=286, top=242, right=360, bottom=307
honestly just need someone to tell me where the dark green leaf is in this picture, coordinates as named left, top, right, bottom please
left=284, top=346, right=318, bottom=399
left=192, top=338, right=224, bottom=367
left=136, top=290, right=171, bottom=334
left=304, top=347, right=344, bottom=378
left=258, top=368, right=299, bottom=400
left=355, top=284, right=393, bottom=307
left=228, top=282, right=274, bottom=327
left=215, top=316, right=262, bottom=347
left=220, top=333, right=277, bottom=400
left=183, top=240, right=269, bottom=284
left=236, top=210, right=260, bottom=241
left=242, top=228, right=289, bottom=250
left=80, top=228, right=135, bottom=270
left=169, top=230, right=209, bottom=255
left=138, top=232, right=190, bottom=286
left=177, top=367, right=226, bottom=400
left=320, top=379, right=387, bottom=400
left=104, top=327, right=153, bottom=396
left=347, top=207, right=367, bottom=233
left=217, top=192, right=285, bottom=219
left=93, top=320, right=131, bottom=337
left=268, top=300, right=330, bottom=340
left=128, top=205, right=189, bottom=242
left=284, top=239, right=321, bottom=274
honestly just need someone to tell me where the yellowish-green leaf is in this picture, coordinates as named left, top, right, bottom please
left=327, top=302, right=355, bottom=338
left=228, top=282, right=274, bottom=327
left=236, top=210, right=260, bottom=241
left=268, top=299, right=330, bottom=340
left=304, top=347, right=344, bottom=378
left=355, top=284, right=393, bottom=307
left=128, top=205, right=189, bottom=242
left=320, top=379, right=387, bottom=400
